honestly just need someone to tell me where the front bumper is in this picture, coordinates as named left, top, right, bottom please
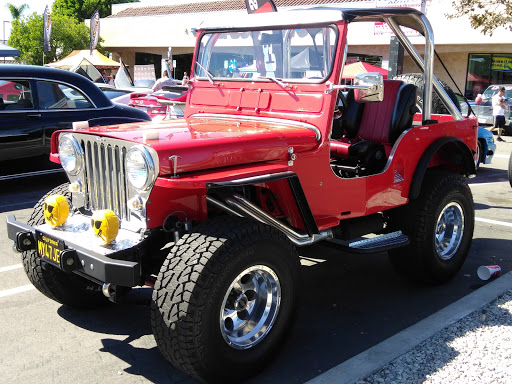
left=6, top=214, right=143, bottom=287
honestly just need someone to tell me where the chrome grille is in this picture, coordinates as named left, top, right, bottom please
left=80, top=137, right=130, bottom=221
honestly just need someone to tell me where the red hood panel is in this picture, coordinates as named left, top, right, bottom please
left=87, top=117, right=319, bottom=175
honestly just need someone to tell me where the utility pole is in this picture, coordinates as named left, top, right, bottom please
left=3, top=21, right=11, bottom=64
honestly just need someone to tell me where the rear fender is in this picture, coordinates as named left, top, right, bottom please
left=409, top=137, right=476, bottom=200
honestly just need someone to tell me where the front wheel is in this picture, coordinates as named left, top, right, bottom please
left=151, top=216, right=300, bottom=383
left=23, top=183, right=108, bottom=307
left=388, top=173, right=474, bottom=283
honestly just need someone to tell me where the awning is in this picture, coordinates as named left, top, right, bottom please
left=0, top=43, right=20, bottom=57
left=342, top=61, right=388, bottom=79
left=46, top=49, right=120, bottom=69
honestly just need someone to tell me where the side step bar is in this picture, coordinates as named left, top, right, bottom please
left=324, top=231, right=410, bottom=254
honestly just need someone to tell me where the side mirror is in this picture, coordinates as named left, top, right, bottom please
left=353, top=73, right=384, bottom=103
left=325, top=72, right=384, bottom=103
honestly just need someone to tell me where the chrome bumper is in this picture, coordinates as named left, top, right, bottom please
left=6, top=214, right=143, bottom=287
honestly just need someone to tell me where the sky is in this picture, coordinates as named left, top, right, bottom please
left=0, top=0, right=169, bottom=44
left=1, top=1, right=54, bottom=42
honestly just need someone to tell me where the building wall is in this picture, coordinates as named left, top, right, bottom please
left=99, top=0, right=512, bottom=93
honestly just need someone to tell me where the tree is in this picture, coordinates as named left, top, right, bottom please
left=8, top=12, right=102, bottom=65
left=6, top=3, right=29, bottom=20
left=52, top=0, right=138, bottom=20
left=448, top=0, right=512, bottom=35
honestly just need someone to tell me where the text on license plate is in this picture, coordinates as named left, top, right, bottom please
left=37, top=233, right=64, bottom=265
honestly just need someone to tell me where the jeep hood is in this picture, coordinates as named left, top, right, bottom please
left=86, top=116, right=320, bottom=175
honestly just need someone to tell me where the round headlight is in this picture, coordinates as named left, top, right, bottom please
left=58, top=134, right=83, bottom=175
left=126, top=146, right=155, bottom=190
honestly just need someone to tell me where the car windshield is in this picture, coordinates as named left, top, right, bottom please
left=482, top=85, right=512, bottom=100
left=195, top=26, right=337, bottom=82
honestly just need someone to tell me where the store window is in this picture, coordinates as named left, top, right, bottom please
left=465, top=53, right=512, bottom=99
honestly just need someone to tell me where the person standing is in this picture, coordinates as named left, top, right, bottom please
left=492, top=87, right=508, bottom=142
left=182, top=72, right=190, bottom=86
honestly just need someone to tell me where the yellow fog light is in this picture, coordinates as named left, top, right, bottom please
left=44, top=195, right=70, bottom=227
left=91, top=210, right=119, bottom=244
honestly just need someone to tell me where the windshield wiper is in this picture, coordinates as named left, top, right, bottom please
left=195, top=61, right=215, bottom=84
left=257, top=75, right=288, bottom=90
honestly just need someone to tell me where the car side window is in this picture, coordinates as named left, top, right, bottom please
left=36, top=81, right=93, bottom=110
left=0, top=80, right=33, bottom=110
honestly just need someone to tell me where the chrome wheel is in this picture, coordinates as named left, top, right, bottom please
left=220, top=265, right=281, bottom=350
left=435, top=201, right=464, bottom=260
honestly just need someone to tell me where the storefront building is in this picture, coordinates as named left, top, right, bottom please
left=98, top=0, right=512, bottom=98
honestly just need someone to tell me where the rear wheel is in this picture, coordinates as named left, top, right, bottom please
left=23, top=183, right=107, bottom=308
left=388, top=173, right=474, bottom=283
left=151, top=216, right=300, bottom=383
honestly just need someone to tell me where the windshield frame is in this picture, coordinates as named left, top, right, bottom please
left=193, top=23, right=339, bottom=84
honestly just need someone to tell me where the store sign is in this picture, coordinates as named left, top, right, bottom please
left=492, top=57, right=512, bottom=72
left=374, top=0, right=425, bottom=36
left=376, top=0, right=422, bottom=7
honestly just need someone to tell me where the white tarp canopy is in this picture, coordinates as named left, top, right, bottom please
left=46, top=49, right=120, bottom=69
left=0, top=43, right=20, bottom=57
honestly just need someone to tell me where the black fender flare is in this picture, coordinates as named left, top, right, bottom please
left=409, top=137, right=476, bottom=200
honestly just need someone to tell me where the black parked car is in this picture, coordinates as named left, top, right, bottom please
left=0, top=65, right=151, bottom=162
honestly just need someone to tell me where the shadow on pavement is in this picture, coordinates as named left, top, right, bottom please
left=53, top=237, right=512, bottom=384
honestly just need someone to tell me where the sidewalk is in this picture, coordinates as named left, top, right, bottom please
left=306, top=272, right=512, bottom=384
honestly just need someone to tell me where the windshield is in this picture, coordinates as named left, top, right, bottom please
left=195, top=26, right=337, bottom=82
left=483, top=85, right=512, bottom=100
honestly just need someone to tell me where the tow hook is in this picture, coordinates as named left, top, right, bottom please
left=102, top=283, right=117, bottom=302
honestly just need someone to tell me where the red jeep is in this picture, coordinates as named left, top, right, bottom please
left=7, top=6, right=477, bottom=383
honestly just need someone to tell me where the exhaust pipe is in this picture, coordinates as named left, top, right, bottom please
left=224, top=194, right=332, bottom=247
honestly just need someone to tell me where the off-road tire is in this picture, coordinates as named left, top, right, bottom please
left=22, top=183, right=107, bottom=308
left=388, top=173, right=474, bottom=283
left=151, top=216, right=300, bottom=383
left=393, top=73, right=460, bottom=115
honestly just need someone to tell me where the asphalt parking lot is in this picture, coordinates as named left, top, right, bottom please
left=1, top=137, right=511, bottom=384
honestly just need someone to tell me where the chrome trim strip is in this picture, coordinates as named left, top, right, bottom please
left=190, top=113, right=322, bottom=142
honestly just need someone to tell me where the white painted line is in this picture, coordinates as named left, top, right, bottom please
left=0, top=264, right=23, bottom=273
left=494, top=154, right=509, bottom=159
left=468, top=181, right=508, bottom=187
left=0, top=284, right=35, bottom=298
left=476, top=217, right=512, bottom=228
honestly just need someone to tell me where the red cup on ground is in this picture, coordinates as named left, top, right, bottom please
left=477, top=265, right=502, bottom=281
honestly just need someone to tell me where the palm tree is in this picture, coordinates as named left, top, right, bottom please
left=6, top=3, right=29, bottom=20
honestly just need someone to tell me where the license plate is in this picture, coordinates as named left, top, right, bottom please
left=36, top=231, right=65, bottom=268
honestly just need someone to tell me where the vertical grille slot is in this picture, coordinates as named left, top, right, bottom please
left=80, top=137, right=130, bottom=221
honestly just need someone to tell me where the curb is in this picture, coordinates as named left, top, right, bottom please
left=305, top=271, right=512, bottom=384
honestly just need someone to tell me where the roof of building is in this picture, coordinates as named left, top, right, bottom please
left=109, top=0, right=366, bottom=18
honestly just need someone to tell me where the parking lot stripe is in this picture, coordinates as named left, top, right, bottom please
left=0, top=264, right=23, bottom=273
left=0, top=284, right=35, bottom=298
left=468, top=181, right=507, bottom=187
left=476, top=217, right=512, bottom=228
